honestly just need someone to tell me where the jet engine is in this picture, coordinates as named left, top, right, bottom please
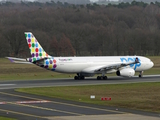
left=116, top=68, right=135, bottom=77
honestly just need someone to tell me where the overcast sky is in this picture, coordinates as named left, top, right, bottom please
left=91, top=0, right=118, bottom=1
left=1, top=0, right=118, bottom=1
left=90, top=0, right=98, bottom=2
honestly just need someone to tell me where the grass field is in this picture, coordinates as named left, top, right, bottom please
left=0, top=58, right=74, bottom=80
left=0, top=56, right=160, bottom=80
left=16, top=82, right=160, bottom=113
left=0, top=117, right=16, bottom=120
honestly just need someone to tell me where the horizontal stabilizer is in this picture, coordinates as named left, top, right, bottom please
left=6, top=57, right=27, bottom=61
left=6, top=57, right=32, bottom=64
left=12, top=61, right=32, bottom=64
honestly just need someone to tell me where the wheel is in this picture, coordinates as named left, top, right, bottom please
left=139, top=75, right=142, bottom=78
left=97, top=76, right=99, bottom=80
left=97, top=76, right=101, bottom=80
left=74, top=76, right=78, bottom=80
left=78, top=76, right=81, bottom=80
left=139, top=71, right=143, bottom=78
left=75, top=76, right=85, bottom=80
left=80, top=76, right=85, bottom=80
left=103, top=76, right=107, bottom=80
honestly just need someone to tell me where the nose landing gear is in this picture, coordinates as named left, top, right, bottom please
left=139, top=71, right=143, bottom=78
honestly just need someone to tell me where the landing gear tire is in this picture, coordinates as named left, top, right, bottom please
left=74, top=76, right=85, bottom=80
left=80, top=76, right=85, bottom=80
left=97, top=76, right=101, bottom=80
left=74, top=76, right=78, bottom=80
left=97, top=76, right=107, bottom=80
left=103, top=76, right=107, bottom=80
left=139, top=71, right=143, bottom=78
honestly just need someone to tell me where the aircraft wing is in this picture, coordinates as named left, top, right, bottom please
left=81, top=58, right=140, bottom=74
left=81, top=61, right=138, bottom=73
left=95, top=60, right=139, bottom=72
left=6, top=57, right=32, bottom=64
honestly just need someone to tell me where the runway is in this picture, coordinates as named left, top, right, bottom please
left=0, top=75, right=160, bottom=90
left=0, top=75, right=160, bottom=120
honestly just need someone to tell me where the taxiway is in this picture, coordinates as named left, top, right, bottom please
left=0, top=75, right=159, bottom=120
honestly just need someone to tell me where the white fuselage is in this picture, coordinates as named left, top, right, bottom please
left=53, top=56, right=154, bottom=74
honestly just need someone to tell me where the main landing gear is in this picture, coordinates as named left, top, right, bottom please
left=139, top=71, right=143, bottom=78
left=97, top=76, right=107, bottom=80
left=74, top=76, right=85, bottom=80
left=97, top=71, right=107, bottom=80
left=74, top=73, right=85, bottom=80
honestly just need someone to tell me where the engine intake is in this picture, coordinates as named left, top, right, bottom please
left=116, top=68, right=135, bottom=77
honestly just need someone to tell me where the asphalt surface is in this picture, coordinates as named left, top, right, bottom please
left=0, top=75, right=160, bottom=90
left=0, top=75, right=160, bottom=120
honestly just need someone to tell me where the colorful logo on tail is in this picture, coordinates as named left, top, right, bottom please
left=25, top=32, right=49, bottom=60
left=25, top=32, right=57, bottom=70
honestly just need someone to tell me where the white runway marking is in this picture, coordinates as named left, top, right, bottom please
left=143, top=75, right=160, bottom=77
left=16, top=100, right=50, bottom=104
left=0, top=101, right=50, bottom=105
left=0, top=102, right=6, bottom=104
left=0, top=84, right=16, bottom=86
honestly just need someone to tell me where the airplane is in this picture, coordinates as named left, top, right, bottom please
left=7, top=32, right=154, bottom=80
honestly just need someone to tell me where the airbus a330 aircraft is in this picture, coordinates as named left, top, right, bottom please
left=7, top=32, right=154, bottom=80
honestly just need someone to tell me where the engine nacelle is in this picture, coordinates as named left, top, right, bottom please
left=116, top=68, right=135, bottom=77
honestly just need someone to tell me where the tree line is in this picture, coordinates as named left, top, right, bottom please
left=0, top=1, right=160, bottom=57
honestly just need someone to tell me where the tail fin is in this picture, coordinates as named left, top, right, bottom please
left=25, top=32, right=49, bottom=60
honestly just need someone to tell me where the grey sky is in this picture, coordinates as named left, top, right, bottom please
left=91, top=0, right=118, bottom=1
left=0, top=0, right=118, bottom=2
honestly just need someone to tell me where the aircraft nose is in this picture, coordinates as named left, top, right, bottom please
left=151, top=61, right=154, bottom=68
left=149, top=61, right=154, bottom=68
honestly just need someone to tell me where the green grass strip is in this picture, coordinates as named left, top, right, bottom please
left=0, top=117, right=16, bottom=120
left=16, top=82, right=160, bottom=113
